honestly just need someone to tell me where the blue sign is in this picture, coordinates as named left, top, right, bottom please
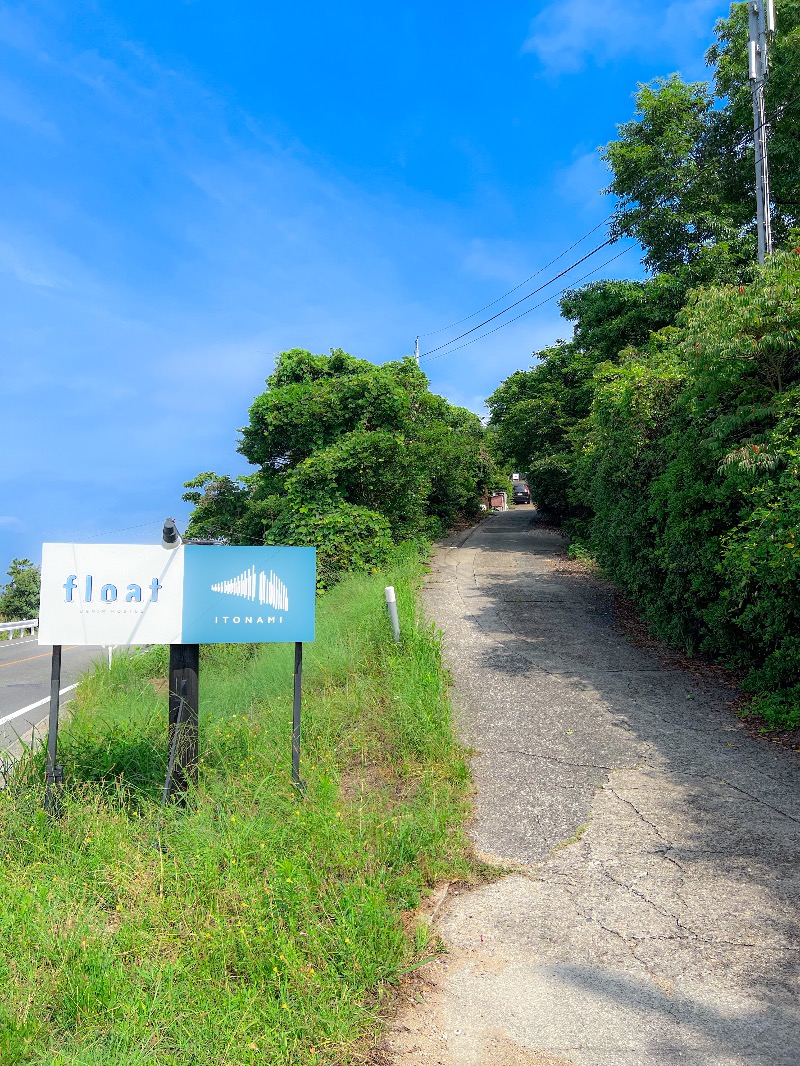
left=181, top=546, right=316, bottom=643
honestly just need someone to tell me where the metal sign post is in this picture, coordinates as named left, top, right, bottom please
left=38, top=540, right=316, bottom=804
left=292, top=642, right=305, bottom=793
left=168, top=643, right=199, bottom=798
left=43, top=645, right=64, bottom=816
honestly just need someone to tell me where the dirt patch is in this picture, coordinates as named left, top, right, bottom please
left=339, top=764, right=422, bottom=806
left=545, top=553, right=602, bottom=579
left=365, top=883, right=494, bottom=1066
left=477, top=1040, right=577, bottom=1066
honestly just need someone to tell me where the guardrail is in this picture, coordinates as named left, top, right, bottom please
left=0, top=618, right=38, bottom=641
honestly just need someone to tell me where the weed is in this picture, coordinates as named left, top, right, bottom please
left=0, top=546, right=477, bottom=1064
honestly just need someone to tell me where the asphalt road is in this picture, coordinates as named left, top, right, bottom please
left=0, top=637, right=106, bottom=755
left=385, top=507, right=800, bottom=1066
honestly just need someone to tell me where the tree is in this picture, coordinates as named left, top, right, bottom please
left=0, top=559, right=41, bottom=622
left=706, top=0, right=800, bottom=248
left=559, top=273, right=690, bottom=363
left=602, top=75, right=748, bottom=278
left=486, top=274, right=690, bottom=512
left=602, top=2, right=800, bottom=280
left=184, top=348, right=495, bottom=583
left=483, top=3, right=800, bottom=727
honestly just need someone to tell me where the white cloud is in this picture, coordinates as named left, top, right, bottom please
left=0, top=516, right=23, bottom=529
left=0, top=239, right=67, bottom=289
left=523, top=0, right=724, bottom=75
left=462, top=238, right=533, bottom=286
left=556, top=150, right=610, bottom=207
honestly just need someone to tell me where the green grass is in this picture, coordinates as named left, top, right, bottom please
left=0, top=547, right=479, bottom=1065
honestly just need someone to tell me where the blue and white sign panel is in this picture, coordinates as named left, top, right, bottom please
left=182, top=546, right=315, bottom=643
left=38, top=544, right=316, bottom=646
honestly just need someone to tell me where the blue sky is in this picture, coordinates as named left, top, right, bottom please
left=0, top=0, right=732, bottom=568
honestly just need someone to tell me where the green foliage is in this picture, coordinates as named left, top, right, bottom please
left=603, top=2, right=800, bottom=281
left=577, top=334, right=688, bottom=613
left=0, top=551, right=480, bottom=1064
left=485, top=5, right=800, bottom=726
left=268, top=504, right=394, bottom=588
left=490, top=251, right=800, bottom=726
left=559, top=274, right=690, bottom=362
left=576, top=251, right=800, bottom=723
left=486, top=276, right=689, bottom=513
left=0, top=559, right=40, bottom=623
left=602, top=75, right=749, bottom=277
left=184, top=349, right=494, bottom=583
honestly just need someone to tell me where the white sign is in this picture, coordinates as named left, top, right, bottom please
left=39, top=544, right=184, bottom=646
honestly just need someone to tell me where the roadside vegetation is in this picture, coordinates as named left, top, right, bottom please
left=487, top=2, right=800, bottom=728
left=0, top=337, right=500, bottom=1061
left=0, top=559, right=40, bottom=633
left=0, top=548, right=481, bottom=1065
left=182, top=348, right=497, bottom=587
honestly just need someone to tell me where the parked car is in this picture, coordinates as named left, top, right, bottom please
left=512, top=483, right=531, bottom=504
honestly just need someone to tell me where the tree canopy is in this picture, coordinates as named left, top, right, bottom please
left=602, top=1, right=800, bottom=281
left=184, top=349, right=495, bottom=584
left=485, top=3, right=800, bottom=727
left=0, top=559, right=41, bottom=622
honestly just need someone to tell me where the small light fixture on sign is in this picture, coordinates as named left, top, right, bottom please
left=162, top=518, right=182, bottom=550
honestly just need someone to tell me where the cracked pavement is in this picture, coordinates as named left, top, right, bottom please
left=383, top=509, right=800, bottom=1066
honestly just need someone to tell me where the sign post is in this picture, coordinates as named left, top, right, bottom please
left=168, top=643, right=199, bottom=796
left=292, top=642, right=304, bottom=792
left=43, top=644, right=64, bottom=817
left=38, top=542, right=316, bottom=812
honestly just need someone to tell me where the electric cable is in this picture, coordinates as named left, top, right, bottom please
left=39, top=519, right=164, bottom=540
left=421, top=243, right=637, bottom=363
left=755, top=87, right=800, bottom=138
left=419, top=216, right=613, bottom=337
left=420, top=236, right=616, bottom=357
left=417, top=57, right=798, bottom=364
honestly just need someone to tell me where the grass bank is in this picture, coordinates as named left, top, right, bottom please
left=0, top=547, right=478, bottom=1065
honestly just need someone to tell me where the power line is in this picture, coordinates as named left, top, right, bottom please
left=419, top=216, right=613, bottom=338
left=416, top=52, right=797, bottom=367
left=421, top=243, right=637, bottom=363
left=40, top=519, right=164, bottom=540
left=420, top=236, right=616, bottom=358
left=755, top=86, right=800, bottom=139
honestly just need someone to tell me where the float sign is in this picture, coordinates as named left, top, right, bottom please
left=38, top=544, right=316, bottom=646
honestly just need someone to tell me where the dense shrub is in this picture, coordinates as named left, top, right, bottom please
left=486, top=0, right=800, bottom=726
left=184, top=349, right=496, bottom=584
left=489, top=251, right=800, bottom=724
left=578, top=251, right=800, bottom=720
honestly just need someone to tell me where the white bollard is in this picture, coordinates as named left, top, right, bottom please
left=384, top=586, right=401, bottom=643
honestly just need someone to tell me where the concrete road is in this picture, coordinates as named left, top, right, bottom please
left=0, top=637, right=105, bottom=755
left=384, top=508, right=800, bottom=1066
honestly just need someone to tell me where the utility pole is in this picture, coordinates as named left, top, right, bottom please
left=749, top=0, right=775, bottom=264
left=415, top=336, right=420, bottom=365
